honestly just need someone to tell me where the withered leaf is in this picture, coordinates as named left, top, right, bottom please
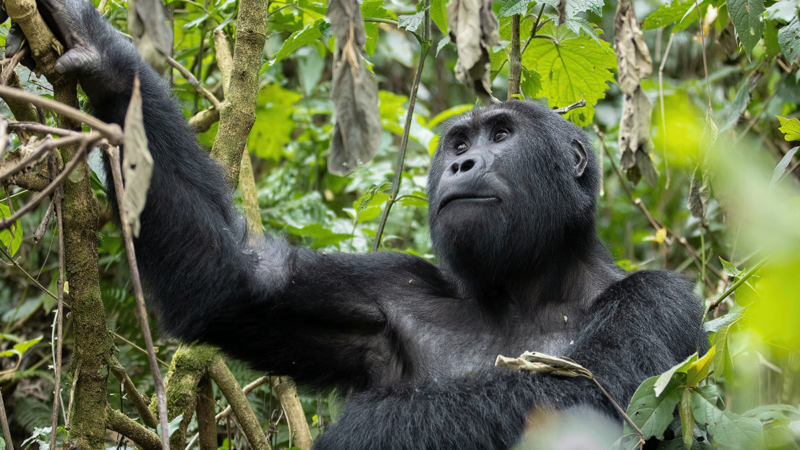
left=614, top=0, right=657, bottom=187
left=123, top=76, right=154, bottom=237
left=327, top=0, right=382, bottom=176
left=447, top=0, right=500, bottom=105
left=128, top=0, right=173, bottom=73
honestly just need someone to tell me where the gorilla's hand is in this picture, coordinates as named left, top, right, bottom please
left=6, top=0, right=138, bottom=104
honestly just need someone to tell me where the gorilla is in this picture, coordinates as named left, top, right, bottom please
left=6, top=1, right=706, bottom=448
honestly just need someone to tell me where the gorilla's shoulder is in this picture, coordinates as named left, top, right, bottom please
left=599, top=269, right=703, bottom=319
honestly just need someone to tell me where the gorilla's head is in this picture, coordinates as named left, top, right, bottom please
left=427, top=101, right=600, bottom=288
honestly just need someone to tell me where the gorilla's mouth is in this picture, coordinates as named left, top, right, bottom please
left=438, top=195, right=500, bottom=213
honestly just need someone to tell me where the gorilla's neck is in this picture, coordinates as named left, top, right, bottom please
left=453, top=233, right=622, bottom=318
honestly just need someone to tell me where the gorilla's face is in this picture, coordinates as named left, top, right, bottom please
left=427, top=102, right=598, bottom=285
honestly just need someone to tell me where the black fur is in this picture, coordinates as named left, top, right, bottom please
left=24, top=2, right=708, bottom=448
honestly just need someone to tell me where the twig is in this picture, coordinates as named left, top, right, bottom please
left=553, top=99, right=586, bottom=115
left=373, top=5, right=430, bottom=251
left=705, top=257, right=768, bottom=316
left=0, top=132, right=95, bottom=184
left=49, top=187, right=65, bottom=450
left=658, top=33, right=674, bottom=189
left=111, top=332, right=168, bottom=367
left=0, top=138, right=95, bottom=230
left=0, top=388, right=13, bottom=450
left=0, top=85, right=123, bottom=144
left=0, top=244, right=58, bottom=299
left=6, top=120, right=83, bottom=137
left=33, top=199, right=55, bottom=243
left=521, top=5, right=546, bottom=55
left=167, top=56, right=222, bottom=110
left=364, top=17, right=398, bottom=26
left=105, top=147, right=170, bottom=450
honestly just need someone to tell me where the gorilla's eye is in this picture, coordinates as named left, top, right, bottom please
left=494, top=129, right=509, bottom=142
left=455, top=142, right=469, bottom=154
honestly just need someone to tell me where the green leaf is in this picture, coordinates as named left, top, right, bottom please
left=727, top=0, right=766, bottom=58
left=766, top=0, right=800, bottom=22
left=14, top=336, right=42, bottom=356
left=680, top=389, right=694, bottom=449
left=777, top=116, right=800, bottom=141
left=685, top=346, right=715, bottom=387
left=778, top=17, right=800, bottom=65
left=539, top=0, right=604, bottom=19
left=248, top=84, right=302, bottom=160
left=430, top=0, right=449, bottom=35
left=399, top=10, right=427, bottom=34
left=655, top=354, right=695, bottom=396
left=770, top=147, right=799, bottom=188
left=691, top=390, right=764, bottom=448
left=272, top=20, right=325, bottom=64
left=521, top=66, right=542, bottom=97
left=625, top=375, right=683, bottom=440
left=642, top=0, right=695, bottom=30
left=498, top=0, right=531, bottom=18
left=703, top=304, right=743, bottom=333
left=521, top=27, right=616, bottom=126
left=0, top=204, right=22, bottom=257
left=427, top=104, right=474, bottom=129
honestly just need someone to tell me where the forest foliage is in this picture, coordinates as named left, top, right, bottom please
left=0, top=0, right=798, bottom=448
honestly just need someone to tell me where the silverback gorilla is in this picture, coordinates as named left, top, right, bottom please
left=7, top=1, right=706, bottom=448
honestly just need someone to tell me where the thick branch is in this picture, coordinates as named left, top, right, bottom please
left=208, top=358, right=271, bottom=450
left=109, top=356, right=159, bottom=428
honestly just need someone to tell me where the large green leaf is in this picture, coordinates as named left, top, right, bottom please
left=625, top=375, right=683, bottom=441
left=430, top=0, right=449, bottom=35
left=521, top=26, right=616, bottom=126
left=248, top=84, right=302, bottom=160
left=778, top=17, right=800, bottom=65
left=272, top=20, right=326, bottom=63
left=641, top=0, right=695, bottom=30
left=498, top=0, right=531, bottom=17
left=691, top=390, right=764, bottom=448
left=727, top=0, right=766, bottom=58
left=539, top=0, right=604, bottom=19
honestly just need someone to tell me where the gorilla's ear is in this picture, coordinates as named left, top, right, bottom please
left=571, top=140, right=588, bottom=177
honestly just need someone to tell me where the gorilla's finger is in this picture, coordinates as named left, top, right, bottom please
left=37, top=0, right=90, bottom=48
left=5, top=24, right=37, bottom=70
left=54, top=47, right=97, bottom=75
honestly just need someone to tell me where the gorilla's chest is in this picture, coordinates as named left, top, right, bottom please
left=380, top=302, right=582, bottom=384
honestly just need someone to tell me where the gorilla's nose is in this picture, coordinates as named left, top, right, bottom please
left=446, top=154, right=485, bottom=178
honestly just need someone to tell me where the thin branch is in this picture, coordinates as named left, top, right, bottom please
left=705, top=257, right=768, bottom=316
left=364, top=17, right=398, bottom=26
left=111, top=331, right=169, bottom=367
left=553, top=99, right=586, bottom=115
left=0, top=244, right=58, bottom=299
left=373, top=6, right=431, bottom=251
left=33, top=199, right=55, bottom=243
left=0, top=388, right=13, bottom=450
left=521, top=5, right=546, bottom=55
left=215, top=376, right=269, bottom=421
left=0, top=85, right=123, bottom=144
left=6, top=120, right=83, bottom=137
left=49, top=188, right=65, bottom=450
left=167, top=56, right=222, bottom=110
left=508, top=15, right=522, bottom=99
left=105, top=147, right=170, bottom=450
left=694, top=0, right=712, bottom=114
left=0, top=132, right=96, bottom=184
left=658, top=33, right=674, bottom=189
left=0, top=138, right=95, bottom=230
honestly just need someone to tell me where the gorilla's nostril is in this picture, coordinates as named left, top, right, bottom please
left=461, top=159, right=475, bottom=172
left=451, top=162, right=460, bottom=173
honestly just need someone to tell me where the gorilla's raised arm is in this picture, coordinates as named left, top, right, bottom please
left=16, top=0, right=448, bottom=391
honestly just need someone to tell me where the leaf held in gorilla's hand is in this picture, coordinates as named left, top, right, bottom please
left=447, top=0, right=500, bottom=105
left=122, top=76, right=154, bottom=237
left=327, top=0, right=382, bottom=176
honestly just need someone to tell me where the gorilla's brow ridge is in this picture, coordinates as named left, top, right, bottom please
left=443, top=110, right=517, bottom=139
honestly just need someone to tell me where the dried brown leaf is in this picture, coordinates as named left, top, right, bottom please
left=128, top=0, right=173, bottom=73
left=327, top=0, right=382, bottom=176
left=447, top=0, right=500, bottom=104
left=122, top=76, right=154, bottom=237
left=614, top=0, right=657, bottom=187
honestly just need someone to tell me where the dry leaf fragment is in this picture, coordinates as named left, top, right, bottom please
left=128, top=0, right=173, bottom=73
left=614, top=0, right=658, bottom=187
left=122, top=75, right=154, bottom=237
left=327, top=0, right=382, bottom=176
left=447, top=0, right=500, bottom=105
